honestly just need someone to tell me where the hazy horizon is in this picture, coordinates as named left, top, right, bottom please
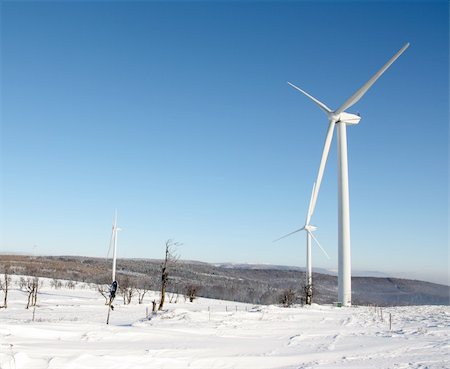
left=1, top=250, right=448, bottom=286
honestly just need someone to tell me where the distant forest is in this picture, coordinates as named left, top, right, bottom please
left=0, top=255, right=448, bottom=306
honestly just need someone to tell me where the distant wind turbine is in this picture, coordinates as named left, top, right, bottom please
left=288, top=43, right=410, bottom=306
left=106, top=210, right=121, bottom=324
left=274, top=182, right=330, bottom=305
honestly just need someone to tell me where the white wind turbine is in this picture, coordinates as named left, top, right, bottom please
left=288, top=43, right=409, bottom=306
left=106, top=210, right=121, bottom=324
left=274, top=182, right=330, bottom=304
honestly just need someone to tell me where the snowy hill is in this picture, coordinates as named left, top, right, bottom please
left=0, top=276, right=448, bottom=369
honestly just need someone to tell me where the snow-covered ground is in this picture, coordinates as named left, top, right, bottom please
left=0, top=277, right=448, bottom=369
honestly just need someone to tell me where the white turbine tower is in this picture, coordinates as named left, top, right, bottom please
left=106, top=210, right=121, bottom=324
left=274, top=182, right=330, bottom=305
left=288, top=43, right=409, bottom=306
left=110, top=210, right=121, bottom=283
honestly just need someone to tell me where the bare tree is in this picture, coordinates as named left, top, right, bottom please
left=137, top=289, right=148, bottom=304
left=0, top=265, right=12, bottom=308
left=32, top=278, right=40, bottom=307
left=65, top=281, right=76, bottom=289
left=279, top=288, right=296, bottom=308
left=119, top=275, right=135, bottom=305
left=169, top=277, right=180, bottom=303
left=25, top=277, right=41, bottom=309
left=97, top=284, right=111, bottom=305
left=50, top=278, right=62, bottom=289
left=158, top=239, right=180, bottom=310
left=185, top=284, right=200, bottom=303
left=17, top=277, right=27, bottom=291
left=94, top=273, right=112, bottom=305
left=136, top=277, right=153, bottom=304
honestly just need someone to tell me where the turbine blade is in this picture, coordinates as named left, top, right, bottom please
left=310, top=120, right=336, bottom=216
left=273, top=227, right=305, bottom=243
left=107, top=210, right=119, bottom=259
left=335, top=43, right=410, bottom=114
left=106, top=224, right=114, bottom=259
left=308, top=231, right=330, bottom=259
left=305, top=182, right=316, bottom=226
left=287, top=82, right=332, bottom=114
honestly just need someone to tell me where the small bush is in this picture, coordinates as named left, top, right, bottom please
left=185, top=285, right=200, bottom=302
left=279, top=288, right=296, bottom=307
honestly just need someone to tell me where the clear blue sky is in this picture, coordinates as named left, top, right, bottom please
left=1, top=1, right=448, bottom=284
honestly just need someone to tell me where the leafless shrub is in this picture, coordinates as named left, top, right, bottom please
left=279, top=288, right=296, bottom=308
left=169, top=278, right=180, bottom=303
left=65, top=281, right=76, bottom=289
left=50, top=278, right=63, bottom=289
left=17, top=277, right=27, bottom=290
left=135, top=277, right=153, bottom=304
left=185, top=284, right=200, bottom=302
left=119, top=275, right=135, bottom=305
left=97, top=284, right=111, bottom=305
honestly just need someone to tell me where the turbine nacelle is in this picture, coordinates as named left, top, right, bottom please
left=303, top=224, right=317, bottom=232
left=329, top=111, right=361, bottom=125
left=273, top=223, right=329, bottom=259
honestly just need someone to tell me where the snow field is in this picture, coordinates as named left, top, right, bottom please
left=0, top=277, right=448, bottom=369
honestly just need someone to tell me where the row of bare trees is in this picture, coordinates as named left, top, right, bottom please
left=1, top=273, right=42, bottom=309
left=0, top=264, right=55, bottom=310
left=94, top=239, right=203, bottom=309
left=97, top=276, right=154, bottom=305
left=0, top=242, right=300, bottom=311
left=22, top=277, right=41, bottom=309
left=0, top=262, right=43, bottom=310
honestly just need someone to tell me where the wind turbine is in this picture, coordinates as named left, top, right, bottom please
left=274, top=182, right=330, bottom=305
left=106, top=210, right=121, bottom=324
left=288, top=43, right=409, bottom=306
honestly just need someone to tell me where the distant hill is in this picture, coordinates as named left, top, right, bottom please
left=0, top=255, right=448, bottom=306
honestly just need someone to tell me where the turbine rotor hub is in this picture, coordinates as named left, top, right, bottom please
left=304, top=224, right=318, bottom=232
